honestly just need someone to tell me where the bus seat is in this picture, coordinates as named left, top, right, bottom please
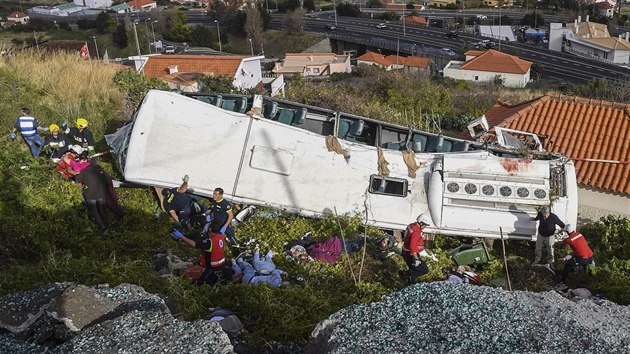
left=236, top=97, right=248, bottom=113
left=425, top=135, right=444, bottom=152
left=263, top=101, right=278, bottom=119
left=451, top=140, right=470, bottom=152
left=412, top=134, right=429, bottom=152
left=438, top=139, right=453, bottom=152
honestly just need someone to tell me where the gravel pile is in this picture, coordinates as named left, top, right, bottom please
left=305, top=282, right=630, bottom=354
left=54, top=309, right=233, bottom=354
left=0, top=283, right=234, bottom=353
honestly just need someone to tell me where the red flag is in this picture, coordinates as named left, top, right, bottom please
left=80, top=42, right=90, bottom=60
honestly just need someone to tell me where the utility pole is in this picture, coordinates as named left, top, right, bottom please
left=215, top=20, right=222, bottom=53
left=333, top=0, right=337, bottom=26
left=261, top=42, right=265, bottom=57
left=92, top=36, right=100, bottom=61
left=150, top=20, right=157, bottom=51
left=33, top=31, right=39, bottom=52
left=402, top=6, right=406, bottom=37
left=498, top=3, right=501, bottom=51
left=144, top=18, right=151, bottom=53
left=133, top=22, right=142, bottom=57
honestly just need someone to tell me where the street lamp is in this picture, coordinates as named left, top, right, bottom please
left=92, top=35, right=100, bottom=61
left=402, top=6, right=406, bottom=37
left=215, top=20, right=222, bottom=53
left=248, top=38, right=254, bottom=56
left=333, top=0, right=337, bottom=26
left=261, top=41, right=265, bottom=57
left=132, top=22, right=142, bottom=57
left=150, top=20, right=157, bottom=51
left=144, top=18, right=151, bottom=53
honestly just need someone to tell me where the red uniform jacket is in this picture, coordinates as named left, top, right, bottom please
left=403, top=223, right=425, bottom=255
left=563, top=232, right=593, bottom=259
left=197, top=232, right=226, bottom=269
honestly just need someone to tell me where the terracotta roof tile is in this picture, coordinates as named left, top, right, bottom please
left=143, top=54, right=245, bottom=80
left=460, top=49, right=532, bottom=74
left=358, top=51, right=429, bottom=68
left=404, top=56, right=431, bottom=68
left=126, top=0, right=156, bottom=8
left=484, top=93, right=630, bottom=195
left=357, top=51, right=392, bottom=66
left=7, top=12, right=28, bottom=18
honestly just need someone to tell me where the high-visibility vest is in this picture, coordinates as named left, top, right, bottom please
left=17, top=116, right=37, bottom=137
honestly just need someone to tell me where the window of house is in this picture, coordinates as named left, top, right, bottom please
left=313, top=68, right=320, bottom=74
left=305, top=68, right=311, bottom=73
left=369, top=175, right=408, bottom=197
left=475, top=76, right=479, bottom=81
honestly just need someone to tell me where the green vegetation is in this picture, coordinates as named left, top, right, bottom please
left=1, top=52, right=629, bottom=350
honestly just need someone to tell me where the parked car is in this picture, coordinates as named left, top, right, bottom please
left=476, top=14, right=488, bottom=19
left=376, top=23, right=387, bottom=29
left=326, top=24, right=337, bottom=30
left=440, top=48, right=457, bottom=56
left=446, top=30, right=458, bottom=38
left=163, top=45, right=175, bottom=54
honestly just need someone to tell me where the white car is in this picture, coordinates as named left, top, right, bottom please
left=376, top=23, right=387, bottom=29
left=476, top=14, right=488, bottom=19
left=440, top=48, right=457, bottom=56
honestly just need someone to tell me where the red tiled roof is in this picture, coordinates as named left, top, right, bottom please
left=358, top=51, right=429, bottom=68
left=464, top=50, right=487, bottom=57
left=7, top=12, right=28, bottom=18
left=143, top=55, right=245, bottom=80
left=357, top=51, right=392, bottom=66
left=404, top=56, right=431, bottom=68
left=596, top=2, right=613, bottom=9
left=126, top=0, right=156, bottom=8
left=461, top=49, right=532, bottom=74
left=485, top=94, right=630, bottom=195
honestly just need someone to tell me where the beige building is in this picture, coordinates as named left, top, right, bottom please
left=273, top=53, right=351, bottom=77
left=549, top=16, right=630, bottom=65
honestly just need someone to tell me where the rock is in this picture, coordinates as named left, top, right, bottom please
left=0, top=283, right=234, bottom=353
left=53, top=309, right=233, bottom=354
left=305, top=282, right=630, bottom=354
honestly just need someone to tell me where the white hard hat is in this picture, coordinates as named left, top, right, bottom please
left=565, top=224, right=575, bottom=234
left=416, top=214, right=431, bottom=226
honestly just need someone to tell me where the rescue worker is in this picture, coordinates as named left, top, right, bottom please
left=402, top=214, right=438, bottom=283
left=532, top=206, right=565, bottom=265
left=11, top=107, right=47, bottom=158
left=66, top=118, right=95, bottom=152
left=209, top=187, right=239, bottom=246
left=162, top=175, right=206, bottom=229
left=170, top=223, right=233, bottom=286
left=556, top=224, right=594, bottom=283
left=42, top=124, right=70, bottom=163
left=74, top=160, right=112, bottom=230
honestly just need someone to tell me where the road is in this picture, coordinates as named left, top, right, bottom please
left=270, top=14, right=628, bottom=85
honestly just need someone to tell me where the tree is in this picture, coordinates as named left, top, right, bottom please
left=259, top=6, right=271, bottom=29
left=200, top=75, right=238, bottom=93
left=520, top=12, right=544, bottom=27
left=337, top=3, right=361, bottom=17
left=406, top=2, right=415, bottom=9
left=112, top=24, right=129, bottom=48
left=304, top=0, right=315, bottom=11
left=245, top=7, right=264, bottom=56
left=95, top=11, right=115, bottom=34
left=365, top=0, right=383, bottom=8
left=379, top=11, right=400, bottom=21
left=169, top=24, right=192, bottom=42
left=190, top=25, right=215, bottom=47
left=284, top=9, right=305, bottom=34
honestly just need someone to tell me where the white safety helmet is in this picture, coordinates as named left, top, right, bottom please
left=416, top=214, right=431, bottom=226
left=564, top=224, right=575, bottom=234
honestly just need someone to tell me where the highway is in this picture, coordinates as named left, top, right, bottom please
left=265, top=14, right=629, bottom=85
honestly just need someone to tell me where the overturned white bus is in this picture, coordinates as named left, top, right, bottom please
left=106, top=90, right=578, bottom=241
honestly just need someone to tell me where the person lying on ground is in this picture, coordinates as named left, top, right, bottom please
left=375, top=235, right=403, bottom=261
left=444, top=265, right=481, bottom=284
left=287, top=232, right=367, bottom=264
left=57, top=151, right=76, bottom=180
left=230, top=253, right=286, bottom=287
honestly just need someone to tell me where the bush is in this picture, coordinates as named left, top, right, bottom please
left=112, top=70, right=169, bottom=109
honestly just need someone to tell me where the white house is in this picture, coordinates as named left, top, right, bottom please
left=73, top=0, right=113, bottom=8
left=142, top=55, right=264, bottom=92
left=5, top=12, right=29, bottom=24
left=443, top=49, right=532, bottom=88
left=549, top=16, right=630, bottom=65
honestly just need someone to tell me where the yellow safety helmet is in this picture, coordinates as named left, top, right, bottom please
left=49, top=124, right=60, bottom=133
left=76, top=118, right=88, bottom=129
